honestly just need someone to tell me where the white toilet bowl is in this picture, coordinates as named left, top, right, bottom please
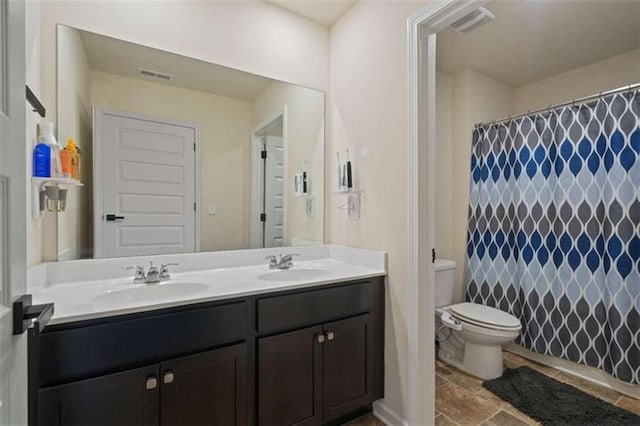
left=437, top=302, right=521, bottom=379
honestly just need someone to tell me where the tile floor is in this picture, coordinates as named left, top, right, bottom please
left=435, top=351, right=640, bottom=425
left=344, top=413, right=385, bottom=426
left=344, top=351, right=640, bottom=425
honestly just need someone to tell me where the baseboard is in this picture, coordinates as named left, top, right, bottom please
left=372, top=400, right=408, bottom=426
left=505, top=343, right=640, bottom=400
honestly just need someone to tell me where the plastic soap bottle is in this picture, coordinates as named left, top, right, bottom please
left=60, top=142, right=73, bottom=179
left=66, top=137, right=81, bottom=181
left=33, top=137, right=51, bottom=177
left=37, top=121, right=63, bottom=178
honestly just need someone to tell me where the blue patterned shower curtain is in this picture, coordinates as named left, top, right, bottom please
left=465, top=90, right=640, bottom=384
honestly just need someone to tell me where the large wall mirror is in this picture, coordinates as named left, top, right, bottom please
left=56, top=25, right=325, bottom=260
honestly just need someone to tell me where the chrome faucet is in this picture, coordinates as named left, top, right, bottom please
left=124, top=265, right=147, bottom=283
left=146, top=262, right=161, bottom=283
left=124, top=261, right=180, bottom=284
left=159, top=263, right=179, bottom=281
left=266, top=253, right=300, bottom=270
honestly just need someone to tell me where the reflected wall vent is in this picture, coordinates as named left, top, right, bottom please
left=138, top=68, right=173, bottom=81
left=450, top=7, right=495, bottom=33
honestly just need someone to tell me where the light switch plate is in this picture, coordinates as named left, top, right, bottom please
left=208, top=202, right=216, bottom=215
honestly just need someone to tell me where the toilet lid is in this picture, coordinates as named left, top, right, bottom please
left=449, top=303, right=521, bottom=330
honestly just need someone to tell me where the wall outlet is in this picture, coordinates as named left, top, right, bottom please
left=305, top=198, right=314, bottom=217
left=208, top=202, right=216, bottom=215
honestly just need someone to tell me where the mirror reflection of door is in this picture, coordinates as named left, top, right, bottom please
left=94, top=108, right=197, bottom=258
left=256, top=117, right=285, bottom=248
left=56, top=25, right=325, bottom=260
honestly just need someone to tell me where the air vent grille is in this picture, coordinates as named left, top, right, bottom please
left=138, top=68, right=173, bottom=81
left=450, top=7, right=495, bottom=33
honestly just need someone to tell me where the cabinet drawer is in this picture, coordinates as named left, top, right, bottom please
left=38, top=301, right=247, bottom=387
left=257, top=282, right=372, bottom=334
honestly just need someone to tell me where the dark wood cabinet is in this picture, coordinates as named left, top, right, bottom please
left=258, top=313, right=381, bottom=426
left=31, top=278, right=384, bottom=426
left=38, top=365, right=160, bottom=426
left=258, top=326, right=324, bottom=426
left=322, top=314, right=375, bottom=421
left=39, top=344, right=248, bottom=426
left=161, top=344, right=248, bottom=426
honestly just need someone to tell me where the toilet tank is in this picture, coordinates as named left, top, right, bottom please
left=434, top=259, right=456, bottom=308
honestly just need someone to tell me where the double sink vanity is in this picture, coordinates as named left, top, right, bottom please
left=25, top=22, right=386, bottom=426
left=27, top=245, right=387, bottom=425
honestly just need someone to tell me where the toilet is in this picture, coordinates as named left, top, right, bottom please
left=435, top=259, right=522, bottom=380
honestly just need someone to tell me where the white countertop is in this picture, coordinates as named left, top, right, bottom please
left=29, top=245, right=386, bottom=325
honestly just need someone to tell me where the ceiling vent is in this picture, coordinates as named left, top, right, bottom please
left=450, top=7, right=495, bottom=33
left=138, top=68, right=173, bottom=81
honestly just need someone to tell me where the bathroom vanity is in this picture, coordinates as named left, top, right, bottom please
left=27, top=246, right=386, bottom=426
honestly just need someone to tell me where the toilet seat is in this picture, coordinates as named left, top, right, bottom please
left=448, top=302, right=521, bottom=331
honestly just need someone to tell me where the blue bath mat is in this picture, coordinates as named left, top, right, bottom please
left=483, top=366, right=640, bottom=425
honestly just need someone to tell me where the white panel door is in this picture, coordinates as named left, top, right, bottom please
left=96, top=109, right=196, bottom=258
left=0, top=0, right=29, bottom=423
left=263, top=135, right=284, bottom=247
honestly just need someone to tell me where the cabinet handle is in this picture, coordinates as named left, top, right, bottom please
left=163, top=371, right=175, bottom=384
left=145, top=376, right=158, bottom=390
left=316, top=333, right=325, bottom=343
left=326, top=331, right=335, bottom=341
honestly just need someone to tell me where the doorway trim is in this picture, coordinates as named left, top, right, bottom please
left=404, top=1, right=487, bottom=425
left=93, top=107, right=202, bottom=258
left=250, top=106, right=288, bottom=248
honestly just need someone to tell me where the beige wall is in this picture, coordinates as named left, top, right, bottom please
left=252, top=81, right=325, bottom=245
left=56, top=25, right=93, bottom=260
left=435, top=72, right=453, bottom=259
left=328, top=1, right=425, bottom=420
left=90, top=70, right=254, bottom=252
left=513, top=49, right=640, bottom=114
left=32, top=0, right=330, bottom=263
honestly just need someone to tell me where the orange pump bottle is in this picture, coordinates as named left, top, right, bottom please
left=59, top=142, right=73, bottom=179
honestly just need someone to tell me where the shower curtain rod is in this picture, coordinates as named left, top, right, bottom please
left=475, top=81, right=640, bottom=128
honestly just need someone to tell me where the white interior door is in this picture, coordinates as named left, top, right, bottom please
left=95, top=109, right=197, bottom=258
left=0, top=0, right=29, bottom=423
left=263, top=135, right=284, bottom=247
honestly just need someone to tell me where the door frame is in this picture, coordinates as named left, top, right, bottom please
left=404, top=1, right=487, bottom=425
left=93, top=107, right=201, bottom=258
left=250, top=106, right=288, bottom=248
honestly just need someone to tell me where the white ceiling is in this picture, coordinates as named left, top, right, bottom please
left=267, top=0, right=356, bottom=26
left=80, top=30, right=272, bottom=101
left=437, top=0, right=640, bottom=87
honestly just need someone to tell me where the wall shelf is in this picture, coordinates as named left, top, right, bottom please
left=32, top=177, right=83, bottom=219
left=334, top=189, right=361, bottom=219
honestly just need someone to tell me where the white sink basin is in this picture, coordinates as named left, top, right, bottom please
left=257, top=268, right=330, bottom=282
left=92, top=282, right=208, bottom=305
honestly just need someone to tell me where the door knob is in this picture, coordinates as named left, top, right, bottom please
left=105, top=214, right=125, bottom=221
left=163, top=371, right=175, bottom=384
left=326, top=331, right=334, bottom=341
left=146, top=376, right=158, bottom=390
left=316, top=333, right=325, bottom=343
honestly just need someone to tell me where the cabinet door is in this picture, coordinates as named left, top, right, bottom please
left=258, top=326, right=323, bottom=426
left=38, top=365, right=159, bottom=426
left=323, top=314, right=375, bottom=422
left=160, top=343, right=248, bottom=426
